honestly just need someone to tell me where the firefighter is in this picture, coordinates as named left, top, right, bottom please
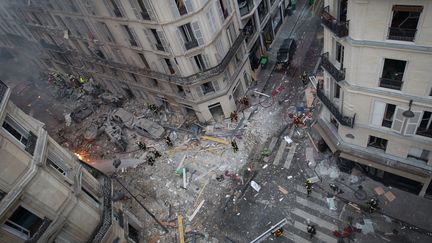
left=230, top=111, right=238, bottom=123
left=307, top=224, right=316, bottom=239
left=137, top=141, right=146, bottom=151
left=305, top=179, right=313, bottom=197
left=166, top=136, right=173, bottom=147
left=367, top=198, right=379, bottom=213
left=301, top=71, right=308, bottom=85
left=231, top=139, right=239, bottom=153
left=272, top=228, right=284, bottom=238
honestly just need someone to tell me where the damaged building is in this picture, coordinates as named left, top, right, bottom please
left=0, top=80, right=142, bottom=242
left=0, top=0, right=258, bottom=122
left=315, top=0, right=432, bottom=197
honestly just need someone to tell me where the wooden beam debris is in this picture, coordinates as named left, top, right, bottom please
left=201, top=136, right=230, bottom=145
left=188, top=200, right=205, bottom=222
left=178, top=215, right=185, bottom=243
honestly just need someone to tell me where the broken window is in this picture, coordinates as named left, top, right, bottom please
left=381, top=104, right=396, bottom=128
left=2, top=115, right=29, bottom=146
left=407, top=148, right=430, bottom=163
left=416, top=111, right=432, bottom=138
left=201, top=82, right=215, bottom=94
left=4, top=206, right=44, bottom=239
left=367, top=136, right=388, bottom=151
left=380, top=58, right=406, bottom=90
left=388, top=5, right=422, bottom=41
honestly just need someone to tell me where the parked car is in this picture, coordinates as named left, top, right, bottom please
left=276, top=38, right=296, bottom=70
left=133, top=118, right=165, bottom=140
left=111, top=108, right=134, bottom=129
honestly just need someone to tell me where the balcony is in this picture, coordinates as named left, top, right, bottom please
left=316, top=87, right=355, bottom=127
left=84, top=31, right=245, bottom=85
left=238, top=0, right=254, bottom=16
left=321, top=52, right=345, bottom=82
left=185, top=39, right=199, bottom=50
left=388, top=27, right=417, bottom=42
left=379, top=78, right=403, bottom=90
left=321, top=6, right=349, bottom=38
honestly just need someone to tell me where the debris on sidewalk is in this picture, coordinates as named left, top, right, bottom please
left=251, top=180, right=261, bottom=192
left=278, top=185, right=288, bottom=195
left=384, top=191, right=396, bottom=202
left=374, top=186, right=385, bottom=195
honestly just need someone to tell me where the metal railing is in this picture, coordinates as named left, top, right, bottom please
left=88, top=176, right=112, bottom=243
left=388, top=27, right=416, bottom=42
left=85, top=31, right=245, bottom=85
left=416, top=129, right=432, bottom=138
left=321, top=6, right=349, bottom=38
left=316, top=87, right=355, bottom=127
left=321, top=52, right=345, bottom=82
left=379, top=77, right=403, bottom=90
left=239, top=0, right=254, bottom=16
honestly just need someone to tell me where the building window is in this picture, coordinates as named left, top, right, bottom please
left=335, top=42, right=344, bottom=67
left=194, top=55, right=206, bottom=72
left=416, top=111, right=432, bottom=138
left=201, top=82, right=215, bottom=94
left=218, top=0, right=228, bottom=19
left=108, top=0, right=124, bottom=17
left=407, top=148, right=430, bottom=163
left=367, top=136, right=388, bottom=151
left=4, top=206, right=44, bottom=239
left=164, top=59, right=175, bottom=74
left=97, top=22, right=114, bottom=42
left=128, top=224, right=139, bottom=242
left=380, top=58, right=406, bottom=90
left=150, top=29, right=164, bottom=51
left=137, top=53, right=149, bottom=68
left=82, top=186, right=100, bottom=206
left=382, top=104, right=396, bottom=128
left=388, top=5, right=422, bottom=41
left=2, top=116, right=29, bottom=146
left=176, top=0, right=188, bottom=15
left=179, top=23, right=198, bottom=50
left=257, top=0, right=268, bottom=22
left=47, top=152, right=67, bottom=176
left=137, top=0, right=151, bottom=20
left=122, top=25, right=138, bottom=47
left=330, top=116, right=339, bottom=129
left=334, top=83, right=340, bottom=99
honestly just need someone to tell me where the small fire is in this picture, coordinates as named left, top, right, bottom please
left=74, top=153, right=83, bottom=160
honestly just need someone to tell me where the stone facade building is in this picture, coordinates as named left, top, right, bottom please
left=0, top=80, right=140, bottom=242
left=316, top=0, right=432, bottom=197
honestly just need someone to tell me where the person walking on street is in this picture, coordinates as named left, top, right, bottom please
left=305, top=179, right=313, bottom=197
left=231, top=139, right=239, bottom=153
left=367, top=198, right=379, bottom=213
left=307, top=224, right=316, bottom=239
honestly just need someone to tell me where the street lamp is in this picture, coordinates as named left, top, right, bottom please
left=402, top=100, right=415, bottom=118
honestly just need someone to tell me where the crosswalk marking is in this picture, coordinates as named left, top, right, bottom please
left=283, top=143, right=297, bottom=169
left=285, top=231, right=311, bottom=243
left=295, top=196, right=339, bottom=219
left=273, top=140, right=287, bottom=165
left=292, top=208, right=338, bottom=231
left=294, top=221, right=338, bottom=243
left=268, top=137, right=278, bottom=152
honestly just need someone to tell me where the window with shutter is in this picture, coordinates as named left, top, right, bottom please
left=185, top=0, right=194, bottom=13
left=405, top=111, right=421, bottom=135
left=191, top=22, right=204, bottom=45
left=391, top=107, right=405, bottom=133
left=206, top=8, right=216, bottom=35
left=215, top=1, right=225, bottom=24
left=176, top=29, right=186, bottom=51
left=142, top=0, right=156, bottom=20
left=196, top=86, right=203, bottom=97
left=128, top=0, right=142, bottom=20
left=156, top=30, right=168, bottom=52
left=213, top=80, right=220, bottom=91
left=371, top=101, right=386, bottom=126
left=202, top=54, right=210, bottom=69
left=143, top=28, right=156, bottom=50
left=169, top=0, right=180, bottom=18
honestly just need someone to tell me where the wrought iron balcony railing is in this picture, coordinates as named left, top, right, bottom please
left=88, top=176, right=112, bottom=243
left=316, top=87, right=355, bottom=127
left=321, top=53, right=345, bottom=82
left=238, top=0, right=254, bottom=16
left=379, top=78, right=403, bottom=90
left=321, top=6, right=349, bottom=38
left=388, top=27, right=417, bottom=42
left=85, top=31, right=245, bottom=85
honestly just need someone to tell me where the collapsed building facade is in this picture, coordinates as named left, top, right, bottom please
left=0, top=80, right=142, bottom=242
left=315, top=0, right=432, bottom=197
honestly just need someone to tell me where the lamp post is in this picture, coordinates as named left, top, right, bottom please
left=402, top=100, right=415, bottom=118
